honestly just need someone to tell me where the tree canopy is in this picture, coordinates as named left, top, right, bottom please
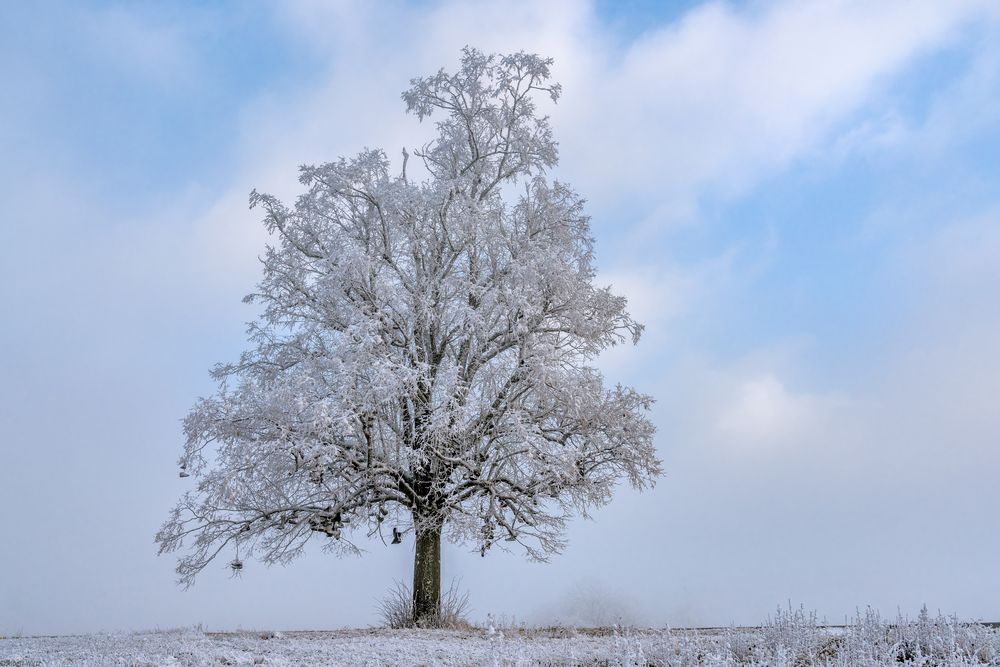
left=157, top=48, right=661, bottom=621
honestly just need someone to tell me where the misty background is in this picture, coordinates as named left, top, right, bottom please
left=2, top=0, right=999, bottom=635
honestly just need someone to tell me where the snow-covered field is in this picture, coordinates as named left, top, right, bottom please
left=3, top=610, right=998, bottom=666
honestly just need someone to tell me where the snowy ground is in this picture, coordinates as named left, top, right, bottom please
left=3, top=612, right=998, bottom=666
left=0, top=627, right=645, bottom=667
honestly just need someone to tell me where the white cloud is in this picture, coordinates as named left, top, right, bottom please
left=556, top=0, right=993, bottom=221
left=594, top=248, right=741, bottom=377
left=716, top=374, right=834, bottom=446
left=600, top=262, right=711, bottom=333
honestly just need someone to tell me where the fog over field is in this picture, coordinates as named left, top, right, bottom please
left=2, top=0, right=1000, bottom=641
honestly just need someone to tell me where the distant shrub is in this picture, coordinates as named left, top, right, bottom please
left=538, top=580, right=643, bottom=628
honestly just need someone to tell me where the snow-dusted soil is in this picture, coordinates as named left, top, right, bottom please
left=3, top=616, right=998, bottom=666
left=0, top=628, right=651, bottom=667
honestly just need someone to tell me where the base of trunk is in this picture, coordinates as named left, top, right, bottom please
left=412, top=523, right=442, bottom=624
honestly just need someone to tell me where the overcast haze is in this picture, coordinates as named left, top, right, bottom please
left=2, top=0, right=1000, bottom=636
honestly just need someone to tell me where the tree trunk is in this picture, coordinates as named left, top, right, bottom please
left=411, top=520, right=442, bottom=625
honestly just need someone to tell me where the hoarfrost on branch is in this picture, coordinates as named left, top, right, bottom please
left=156, top=48, right=661, bottom=586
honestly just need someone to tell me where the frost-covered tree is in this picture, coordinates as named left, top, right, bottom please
left=156, top=48, right=661, bottom=625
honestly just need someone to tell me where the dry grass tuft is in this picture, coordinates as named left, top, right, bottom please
left=376, top=579, right=472, bottom=630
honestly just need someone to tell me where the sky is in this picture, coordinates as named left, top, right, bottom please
left=2, top=0, right=999, bottom=635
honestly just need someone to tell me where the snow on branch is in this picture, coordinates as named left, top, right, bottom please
left=157, top=47, right=661, bottom=585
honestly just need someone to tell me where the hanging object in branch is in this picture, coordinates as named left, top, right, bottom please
left=229, top=547, right=244, bottom=577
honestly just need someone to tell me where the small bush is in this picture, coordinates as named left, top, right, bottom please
left=376, top=579, right=472, bottom=629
